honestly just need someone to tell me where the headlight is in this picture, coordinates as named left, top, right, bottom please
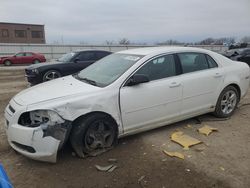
left=18, top=110, right=65, bottom=127
left=31, top=69, right=39, bottom=74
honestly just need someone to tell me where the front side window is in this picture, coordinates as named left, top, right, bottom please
left=15, top=53, right=25, bottom=57
left=135, top=54, right=176, bottom=81
left=75, top=53, right=144, bottom=87
left=178, top=53, right=209, bottom=73
left=58, top=52, right=76, bottom=62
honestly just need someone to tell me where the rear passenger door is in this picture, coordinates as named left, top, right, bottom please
left=24, top=52, right=34, bottom=64
left=177, top=53, right=224, bottom=116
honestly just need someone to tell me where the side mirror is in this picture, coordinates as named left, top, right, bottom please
left=126, top=74, right=149, bottom=86
left=74, top=58, right=80, bottom=63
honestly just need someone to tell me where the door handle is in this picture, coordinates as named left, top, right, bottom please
left=169, top=82, right=181, bottom=88
left=214, top=73, right=223, bottom=78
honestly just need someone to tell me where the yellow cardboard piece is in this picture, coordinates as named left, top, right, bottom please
left=220, top=166, right=225, bottom=171
left=171, top=131, right=202, bottom=150
left=198, top=125, right=218, bottom=136
left=163, top=150, right=185, bottom=160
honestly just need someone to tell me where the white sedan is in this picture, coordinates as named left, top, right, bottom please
left=4, top=47, right=250, bottom=162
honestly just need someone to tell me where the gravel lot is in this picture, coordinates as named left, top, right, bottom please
left=0, top=66, right=250, bottom=188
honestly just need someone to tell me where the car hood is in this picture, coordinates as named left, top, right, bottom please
left=26, top=61, right=66, bottom=69
left=14, top=75, right=100, bottom=106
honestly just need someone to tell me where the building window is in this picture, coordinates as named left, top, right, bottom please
left=2, top=29, right=9, bottom=37
left=31, top=31, right=43, bottom=38
left=15, top=30, right=27, bottom=38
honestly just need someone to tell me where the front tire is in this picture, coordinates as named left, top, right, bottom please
left=42, top=70, right=61, bottom=82
left=214, top=86, right=239, bottom=118
left=4, top=60, right=12, bottom=66
left=70, top=113, right=117, bottom=158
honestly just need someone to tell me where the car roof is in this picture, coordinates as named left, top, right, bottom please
left=117, top=46, right=214, bottom=56
left=73, top=49, right=111, bottom=53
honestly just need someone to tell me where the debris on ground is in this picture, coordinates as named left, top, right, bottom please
left=95, top=164, right=117, bottom=172
left=193, top=117, right=202, bottom=124
left=108, top=158, right=117, bottom=163
left=220, top=166, right=225, bottom=171
left=195, top=147, right=206, bottom=152
left=185, top=124, right=193, bottom=129
left=107, top=165, right=117, bottom=172
left=138, top=175, right=146, bottom=188
left=138, top=175, right=145, bottom=183
left=163, top=150, right=185, bottom=160
left=198, top=125, right=218, bottom=136
left=171, top=131, right=202, bottom=150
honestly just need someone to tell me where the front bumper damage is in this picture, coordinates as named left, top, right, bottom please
left=4, top=101, right=72, bottom=163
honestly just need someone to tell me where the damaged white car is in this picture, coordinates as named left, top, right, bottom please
left=4, top=47, right=250, bottom=162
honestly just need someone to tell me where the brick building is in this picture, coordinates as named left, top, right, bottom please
left=0, top=22, right=45, bottom=44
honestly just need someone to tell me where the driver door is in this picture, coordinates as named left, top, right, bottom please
left=14, top=53, right=26, bottom=64
left=120, top=54, right=182, bottom=134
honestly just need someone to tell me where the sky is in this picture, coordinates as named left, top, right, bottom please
left=0, top=0, right=250, bottom=44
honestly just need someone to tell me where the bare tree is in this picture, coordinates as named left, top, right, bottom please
left=119, top=38, right=130, bottom=45
left=105, top=40, right=114, bottom=45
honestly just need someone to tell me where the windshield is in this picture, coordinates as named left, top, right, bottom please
left=75, top=53, right=144, bottom=87
left=58, top=52, right=76, bottom=62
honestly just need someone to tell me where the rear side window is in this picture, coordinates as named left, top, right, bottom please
left=206, top=55, right=218, bottom=68
left=178, top=53, right=212, bottom=74
left=15, top=53, right=25, bottom=57
left=96, top=51, right=111, bottom=59
left=25, top=53, right=33, bottom=56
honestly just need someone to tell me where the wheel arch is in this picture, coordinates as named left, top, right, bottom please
left=72, top=111, right=119, bottom=134
left=3, top=59, right=12, bottom=63
left=42, top=68, right=62, bottom=79
left=224, top=83, right=241, bottom=100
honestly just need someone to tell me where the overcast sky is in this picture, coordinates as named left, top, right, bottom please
left=0, top=0, right=249, bottom=44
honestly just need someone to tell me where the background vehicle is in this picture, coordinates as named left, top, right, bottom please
left=0, top=52, right=46, bottom=66
left=228, top=48, right=250, bottom=66
left=4, top=47, right=250, bottom=162
left=25, top=50, right=112, bottom=85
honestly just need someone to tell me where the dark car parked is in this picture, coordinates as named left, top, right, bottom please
left=25, top=50, right=112, bottom=85
left=229, top=48, right=250, bottom=66
left=0, top=52, right=46, bottom=66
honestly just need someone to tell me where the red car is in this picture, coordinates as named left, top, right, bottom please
left=0, top=52, right=46, bottom=66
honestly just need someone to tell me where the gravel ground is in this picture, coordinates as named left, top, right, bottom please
left=0, top=67, right=250, bottom=188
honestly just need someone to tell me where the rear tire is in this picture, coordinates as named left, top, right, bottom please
left=33, top=59, right=40, bottom=64
left=214, top=86, right=239, bottom=118
left=4, top=60, right=12, bottom=66
left=70, top=113, right=117, bottom=158
left=42, top=70, right=61, bottom=82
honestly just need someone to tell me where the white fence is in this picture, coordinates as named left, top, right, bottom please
left=0, top=43, right=228, bottom=60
